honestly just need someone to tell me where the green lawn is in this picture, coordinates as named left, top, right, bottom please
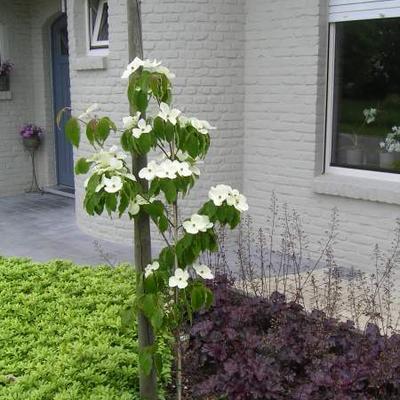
left=339, top=98, right=400, bottom=137
left=0, top=257, right=171, bottom=400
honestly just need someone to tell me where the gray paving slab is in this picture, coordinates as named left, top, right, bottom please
left=0, top=193, right=132, bottom=265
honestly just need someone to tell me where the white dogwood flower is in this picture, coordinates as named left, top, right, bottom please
left=121, top=57, right=162, bottom=79
left=191, top=118, right=216, bottom=135
left=158, top=102, right=181, bottom=125
left=227, top=189, right=249, bottom=212
left=156, top=159, right=178, bottom=179
left=132, top=119, right=152, bottom=139
left=123, top=112, right=141, bottom=130
left=172, top=160, right=193, bottom=177
left=183, top=214, right=213, bottom=234
left=103, top=176, right=123, bottom=193
left=154, top=65, right=176, bottom=81
left=168, top=268, right=190, bottom=289
left=139, top=160, right=159, bottom=181
left=78, top=103, right=99, bottom=122
left=363, top=108, right=377, bottom=124
left=208, top=184, right=232, bottom=206
left=193, top=263, right=214, bottom=280
left=145, top=261, right=160, bottom=278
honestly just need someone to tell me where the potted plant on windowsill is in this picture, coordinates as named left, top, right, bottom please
left=0, top=59, right=13, bottom=91
left=345, top=107, right=377, bottom=166
left=379, top=126, right=400, bottom=169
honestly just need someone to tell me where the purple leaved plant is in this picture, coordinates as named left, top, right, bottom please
left=185, top=276, right=400, bottom=400
left=20, top=124, right=44, bottom=139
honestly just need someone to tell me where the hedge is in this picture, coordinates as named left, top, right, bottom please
left=0, top=257, right=171, bottom=400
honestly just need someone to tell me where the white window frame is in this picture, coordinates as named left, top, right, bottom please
left=87, top=0, right=109, bottom=51
left=325, top=5, right=400, bottom=183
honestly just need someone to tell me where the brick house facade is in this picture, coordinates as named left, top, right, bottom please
left=1, top=0, right=400, bottom=272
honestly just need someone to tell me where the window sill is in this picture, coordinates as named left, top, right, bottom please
left=72, top=56, right=107, bottom=71
left=0, top=91, right=12, bottom=101
left=313, top=171, right=400, bottom=206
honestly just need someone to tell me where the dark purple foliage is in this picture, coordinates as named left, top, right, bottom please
left=185, top=276, right=400, bottom=400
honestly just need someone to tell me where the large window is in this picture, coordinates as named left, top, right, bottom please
left=327, top=3, right=400, bottom=174
left=88, top=0, right=109, bottom=50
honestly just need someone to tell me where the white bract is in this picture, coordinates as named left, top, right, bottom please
left=88, top=146, right=128, bottom=174
left=363, top=108, right=377, bottom=124
left=132, top=119, right=152, bottom=139
left=227, top=189, right=249, bottom=212
left=172, top=160, right=193, bottom=177
left=155, top=65, right=176, bottom=81
left=79, top=103, right=99, bottom=122
left=139, top=160, right=159, bottom=181
left=380, top=126, right=400, bottom=153
left=158, top=102, right=181, bottom=125
left=156, top=159, right=178, bottom=179
left=183, top=214, right=213, bottom=234
left=168, top=268, right=190, bottom=289
left=209, top=184, right=248, bottom=212
left=103, top=176, right=123, bottom=193
left=193, top=263, right=214, bottom=280
left=123, top=112, right=141, bottom=130
left=191, top=118, right=216, bottom=135
left=208, top=184, right=232, bottom=206
left=121, top=57, right=162, bottom=79
left=145, top=261, right=160, bottom=278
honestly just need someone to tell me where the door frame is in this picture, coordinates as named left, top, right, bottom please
left=51, top=13, right=74, bottom=188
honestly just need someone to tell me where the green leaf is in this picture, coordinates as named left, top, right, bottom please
left=74, top=158, right=91, bottom=175
left=153, top=117, right=165, bottom=139
left=105, top=194, right=117, bottom=214
left=154, top=353, right=163, bottom=375
left=135, top=90, right=149, bottom=114
left=160, top=180, right=177, bottom=203
left=65, top=117, right=80, bottom=148
left=186, top=132, right=199, bottom=158
left=86, top=120, right=96, bottom=145
left=120, top=306, right=136, bottom=332
left=158, top=215, right=169, bottom=233
left=191, top=286, right=205, bottom=311
left=139, top=349, right=153, bottom=376
left=204, top=288, right=214, bottom=308
left=121, top=130, right=132, bottom=152
left=96, top=117, right=112, bottom=144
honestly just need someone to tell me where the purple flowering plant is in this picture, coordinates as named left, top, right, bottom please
left=0, top=60, right=13, bottom=77
left=20, top=124, right=44, bottom=139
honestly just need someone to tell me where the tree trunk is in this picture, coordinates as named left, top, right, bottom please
left=127, top=1, right=158, bottom=399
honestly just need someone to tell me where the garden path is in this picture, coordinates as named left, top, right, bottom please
left=0, top=193, right=132, bottom=265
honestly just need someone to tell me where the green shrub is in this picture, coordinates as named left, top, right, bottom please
left=0, top=257, right=171, bottom=400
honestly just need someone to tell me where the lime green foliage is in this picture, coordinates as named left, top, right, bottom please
left=0, top=257, right=171, bottom=400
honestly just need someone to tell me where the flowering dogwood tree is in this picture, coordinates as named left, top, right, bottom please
left=64, top=57, right=248, bottom=399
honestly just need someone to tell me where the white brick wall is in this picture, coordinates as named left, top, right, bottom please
left=70, top=0, right=246, bottom=249
left=0, top=0, right=60, bottom=197
left=243, top=0, right=400, bottom=272
left=0, top=1, right=34, bottom=196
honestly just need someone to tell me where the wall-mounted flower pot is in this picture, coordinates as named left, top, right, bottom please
left=0, top=75, right=10, bottom=92
left=379, top=152, right=399, bottom=169
left=23, top=136, right=41, bottom=151
left=345, top=148, right=364, bottom=166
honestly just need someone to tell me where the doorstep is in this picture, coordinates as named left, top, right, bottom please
left=43, top=185, right=75, bottom=199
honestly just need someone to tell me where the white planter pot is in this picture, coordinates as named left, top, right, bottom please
left=345, top=149, right=363, bottom=166
left=379, top=152, right=398, bottom=169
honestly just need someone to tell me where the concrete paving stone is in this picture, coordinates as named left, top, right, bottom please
left=0, top=193, right=132, bottom=266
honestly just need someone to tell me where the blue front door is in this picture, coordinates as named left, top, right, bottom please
left=52, top=14, right=74, bottom=188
